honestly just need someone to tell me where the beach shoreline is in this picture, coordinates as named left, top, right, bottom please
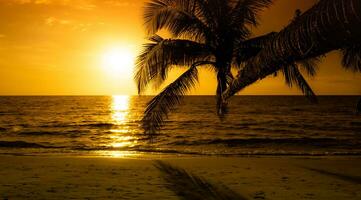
left=1, top=155, right=360, bottom=199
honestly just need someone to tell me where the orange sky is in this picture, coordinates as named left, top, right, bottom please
left=0, top=0, right=360, bottom=95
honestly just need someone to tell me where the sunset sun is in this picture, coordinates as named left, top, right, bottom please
left=101, top=47, right=135, bottom=76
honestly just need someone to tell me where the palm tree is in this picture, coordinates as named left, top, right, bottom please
left=222, top=0, right=361, bottom=101
left=135, top=0, right=318, bottom=136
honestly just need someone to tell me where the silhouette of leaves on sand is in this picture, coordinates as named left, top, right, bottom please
left=303, top=167, right=361, bottom=185
left=154, top=161, right=248, bottom=200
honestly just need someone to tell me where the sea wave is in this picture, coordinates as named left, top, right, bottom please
left=1, top=140, right=361, bottom=156
left=17, top=130, right=92, bottom=136
left=1, top=96, right=360, bottom=157
left=38, top=123, right=116, bottom=129
left=0, top=141, right=57, bottom=148
left=166, top=138, right=359, bottom=147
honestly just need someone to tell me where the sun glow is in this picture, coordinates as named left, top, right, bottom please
left=102, top=47, right=135, bottom=76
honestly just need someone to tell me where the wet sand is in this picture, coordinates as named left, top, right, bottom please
left=0, top=155, right=360, bottom=199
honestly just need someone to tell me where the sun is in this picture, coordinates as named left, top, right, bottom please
left=102, top=47, right=135, bottom=76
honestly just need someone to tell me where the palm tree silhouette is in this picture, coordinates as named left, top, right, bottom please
left=223, top=0, right=361, bottom=101
left=135, top=0, right=318, bottom=136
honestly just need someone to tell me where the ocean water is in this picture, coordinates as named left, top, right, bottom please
left=0, top=96, right=360, bottom=156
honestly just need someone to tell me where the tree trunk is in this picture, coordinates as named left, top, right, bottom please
left=216, top=65, right=229, bottom=116
left=223, top=0, right=361, bottom=100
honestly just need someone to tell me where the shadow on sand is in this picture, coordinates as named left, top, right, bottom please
left=303, top=166, right=361, bottom=185
left=154, top=161, right=248, bottom=200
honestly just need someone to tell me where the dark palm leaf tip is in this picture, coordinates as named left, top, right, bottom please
left=282, top=63, right=318, bottom=103
left=342, top=44, right=361, bottom=72
left=142, top=66, right=200, bottom=136
left=357, top=97, right=361, bottom=114
left=154, top=161, right=248, bottom=200
left=217, top=101, right=229, bottom=119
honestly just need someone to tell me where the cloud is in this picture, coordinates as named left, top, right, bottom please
left=44, top=17, right=95, bottom=32
left=72, top=23, right=94, bottom=32
left=11, top=0, right=61, bottom=4
left=45, top=17, right=72, bottom=26
left=7, top=0, right=137, bottom=8
left=102, top=0, right=138, bottom=7
left=8, top=0, right=97, bottom=10
left=0, top=34, right=5, bottom=38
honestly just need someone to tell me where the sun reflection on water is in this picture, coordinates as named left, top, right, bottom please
left=108, top=95, right=138, bottom=157
left=111, top=95, right=129, bottom=125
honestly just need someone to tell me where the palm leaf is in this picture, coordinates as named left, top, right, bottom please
left=142, top=61, right=214, bottom=136
left=232, top=0, right=274, bottom=27
left=143, top=0, right=211, bottom=41
left=296, top=57, right=320, bottom=77
left=154, top=161, right=248, bottom=200
left=234, top=32, right=277, bottom=66
left=282, top=64, right=318, bottom=103
left=135, top=35, right=213, bottom=94
left=194, top=0, right=231, bottom=28
left=341, top=43, right=361, bottom=72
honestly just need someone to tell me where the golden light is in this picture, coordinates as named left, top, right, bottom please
left=108, top=95, right=138, bottom=152
left=102, top=47, right=135, bottom=76
left=110, top=136, right=136, bottom=148
left=111, top=95, right=129, bottom=125
left=108, top=151, right=137, bottom=158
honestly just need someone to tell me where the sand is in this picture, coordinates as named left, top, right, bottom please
left=0, top=155, right=360, bottom=199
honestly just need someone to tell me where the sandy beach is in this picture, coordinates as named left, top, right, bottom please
left=1, top=155, right=360, bottom=199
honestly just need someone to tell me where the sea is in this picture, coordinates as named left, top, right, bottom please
left=0, top=96, right=360, bottom=157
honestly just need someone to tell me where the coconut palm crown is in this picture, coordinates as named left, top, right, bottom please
left=223, top=0, right=361, bottom=100
left=135, top=0, right=318, bottom=136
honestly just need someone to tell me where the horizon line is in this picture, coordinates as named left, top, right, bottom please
left=0, top=94, right=360, bottom=97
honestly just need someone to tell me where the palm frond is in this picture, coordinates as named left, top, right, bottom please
left=135, top=35, right=213, bottom=94
left=143, top=0, right=211, bottom=41
left=142, top=61, right=214, bottom=136
left=192, top=0, right=216, bottom=29
left=341, top=44, right=361, bottom=72
left=232, top=0, right=274, bottom=27
left=296, top=57, right=320, bottom=77
left=195, top=0, right=232, bottom=30
left=154, top=161, right=248, bottom=200
left=282, top=64, right=318, bottom=103
left=234, top=32, right=277, bottom=66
